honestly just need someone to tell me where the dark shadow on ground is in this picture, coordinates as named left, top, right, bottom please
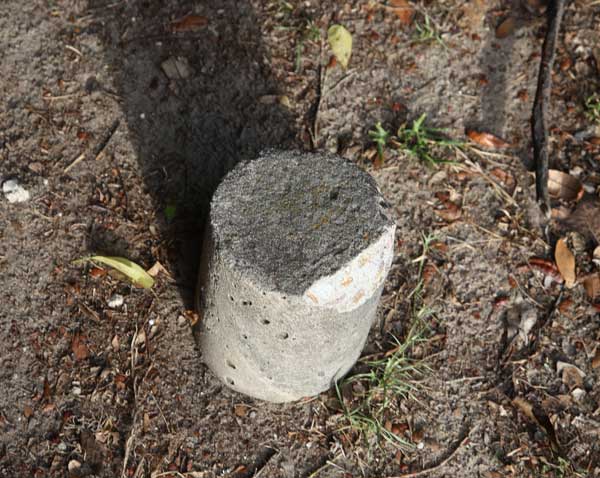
left=88, top=0, right=297, bottom=306
left=470, top=0, right=545, bottom=170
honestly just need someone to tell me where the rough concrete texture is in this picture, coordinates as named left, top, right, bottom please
left=195, top=150, right=395, bottom=402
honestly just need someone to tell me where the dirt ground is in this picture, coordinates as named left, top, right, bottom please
left=1, top=0, right=600, bottom=477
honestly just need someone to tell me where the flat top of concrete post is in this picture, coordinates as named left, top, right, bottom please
left=210, top=150, right=394, bottom=295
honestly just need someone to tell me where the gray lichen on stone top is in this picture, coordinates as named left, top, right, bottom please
left=210, top=150, right=394, bottom=295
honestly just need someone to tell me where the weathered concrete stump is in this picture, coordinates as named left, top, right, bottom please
left=195, top=150, right=395, bottom=402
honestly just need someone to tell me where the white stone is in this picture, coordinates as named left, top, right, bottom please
left=2, top=179, right=30, bottom=203
left=107, top=294, right=124, bottom=308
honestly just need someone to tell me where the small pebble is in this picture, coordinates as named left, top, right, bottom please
left=68, top=460, right=81, bottom=472
left=107, top=294, right=124, bottom=309
left=2, top=179, right=30, bottom=203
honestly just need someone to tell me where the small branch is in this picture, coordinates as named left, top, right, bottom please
left=386, top=429, right=471, bottom=478
left=531, top=0, right=567, bottom=217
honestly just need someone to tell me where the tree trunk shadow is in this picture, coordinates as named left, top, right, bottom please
left=88, top=0, right=297, bottom=307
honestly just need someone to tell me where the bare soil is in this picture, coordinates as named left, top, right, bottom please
left=1, top=1, right=599, bottom=477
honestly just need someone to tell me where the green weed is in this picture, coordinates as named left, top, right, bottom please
left=414, top=15, right=446, bottom=49
left=393, top=114, right=464, bottom=167
left=335, top=234, right=437, bottom=450
left=585, top=93, right=600, bottom=124
left=368, top=122, right=390, bottom=164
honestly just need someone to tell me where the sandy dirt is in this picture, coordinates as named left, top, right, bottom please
left=1, top=1, right=599, bottom=477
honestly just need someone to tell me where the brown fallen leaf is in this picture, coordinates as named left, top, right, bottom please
left=489, top=167, right=516, bottom=194
left=592, top=348, right=600, bottom=369
left=71, top=332, right=89, bottom=361
left=435, top=201, right=462, bottom=222
left=555, top=239, right=576, bottom=288
left=234, top=404, right=249, bottom=417
left=170, top=14, right=209, bottom=33
left=548, top=169, right=583, bottom=202
left=527, top=257, right=563, bottom=284
left=495, top=16, right=516, bottom=39
left=23, top=405, right=34, bottom=419
left=582, top=273, right=600, bottom=301
left=389, top=0, right=415, bottom=25
left=466, top=129, right=510, bottom=149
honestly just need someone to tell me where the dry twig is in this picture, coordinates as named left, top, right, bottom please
left=531, top=0, right=567, bottom=217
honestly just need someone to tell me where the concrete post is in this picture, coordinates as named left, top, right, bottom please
left=195, top=150, right=395, bottom=402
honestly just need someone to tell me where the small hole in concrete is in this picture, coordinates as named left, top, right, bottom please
left=226, top=360, right=236, bottom=369
left=226, top=377, right=235, bottom=386
left=330, top=189, right=339, bottom=200
left=229, top=296, right=234, bottom=302
left=280, top=332, right=289, bottom=340
left=261, top=319, right=270, bottom=325
left=242, top=300, right=252, bottom=306
left=267, top=376, right=273, bottom=381
left=242, top=334, right=248, bottom=340
left=282, top=296, right=287, bottom=300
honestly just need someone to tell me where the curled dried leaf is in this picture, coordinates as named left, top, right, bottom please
left=434, top=201, right=462, bottom=222
left=495, top=16, right=516, bottom=39
left=489, top=167, right=516, bottom=194
left=466, top=129, right=510, bottom=149
left=527, top=257, right=563, bottom=284
left=548, top=170, right=583, bottom=202
left=389, top=0, right=415, bottom=25
left=582, top=273, right=600, bottom=301
left=170, top=14, right=209, bottom=32
left=555, top=239, right=576, bottom=288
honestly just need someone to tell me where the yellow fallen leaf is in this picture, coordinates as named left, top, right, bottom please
left=77, top=256, right=155, bottom=289
left=327, top=25, right=352, bottom=69
left=555, top=239, right=576, bottom=288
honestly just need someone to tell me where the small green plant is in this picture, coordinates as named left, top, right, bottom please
left=295, top=20, right=321, bottom=73
left=368, top=122, right=390, bottom=164
left=394, top=114, right=463, bottom=167
left=540, top=457, right=587, bottom=478
left=585, top=93, right=600, bottom=124
left=335, top=234, right=437, bottom=450
left=335, top=322, right=427, bottom=450
left=414, top=14, right=445, bottom=49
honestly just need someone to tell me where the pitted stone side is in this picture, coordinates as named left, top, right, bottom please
left=195, top=150, right=395, bottom=402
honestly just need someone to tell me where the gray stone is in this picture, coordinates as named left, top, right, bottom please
left=195, top=150, right=395, bottom=402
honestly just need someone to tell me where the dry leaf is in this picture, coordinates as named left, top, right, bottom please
left=548, top=170, right=583, bottom=202
left=23, top=405, right=34, bottom=419
left=170, top=14, right=209, bottom=33
left=557, top=361, right=585, bottom=390
left=234, top=404, right=249, bottom=417
left=77, top=256, right=155, bottom=289
left=555, top=239, right=576, bottom=288
left=527, top=257, right=563, bottom=284
left=466, top=129, right=510, bottom=149
left=582, top=273, right=600, bottom=301
left=495, top=16, right=516, bottom=39
left=513, top=397, right=536, bottom=422
left=147, top=261, right=169, bottom=278
left=592, top=348, right=600, bottom=369
left=389, top=0, right=415, bottom=25
left=489, top=167, right=516, bottom=194
left=435, top=202, right=462, bottom=222
left=72, top=332, right=89, bottom=361
left=327, top=25, right=352, bottom=69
